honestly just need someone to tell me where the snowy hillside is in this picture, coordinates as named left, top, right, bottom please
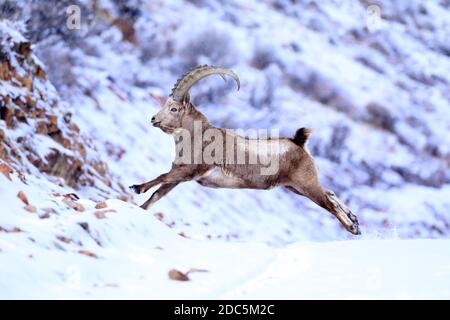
left=1, top=0, right=449, bottom=242
left=0, top=0, right=449, bottom=299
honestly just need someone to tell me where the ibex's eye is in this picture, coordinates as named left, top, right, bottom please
left=170, top=108, right=178, bottom=112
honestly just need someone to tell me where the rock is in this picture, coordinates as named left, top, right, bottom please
left=112, top=17, right=136, bottom=44
left=18, top=75, right=33, bottom=90
left=25, top=96, right=36, bottom=109
left=44, top=149, right=83, bottom=187
left=73, top=202, right=85, bottom=212
left=366, top=102, right=396, bottom=131
left=154, top=212, right=164, bottom=220
left=56, top=236, right=72, bottom=244
left=14, top=108, right=27, bottom=123
left=168, top=269, right=190, bottom=281
left=94, top=211, right=106, bottom=219
left=95, top=209, right=117, bottom=219
left=0, top=226, right=22, bottom=233
left=95, top=201, right=107, bottom=209
left=78, top=222, right=89, bottom=232
left=0, top=106, right=15, bottom=128
left=40, top=207, right=57, bottom=218
left=46, top=121, right=59, bottom=135
left=35, top=64, right=46, bottom=79
left=10, top=227, right=22, bottom=233
left=68, top=122, right=79, bottom=133
left=64, top=193, right=80, bottom=201
left=46, top=114, right=58, bottom=124
left=62, top=197, right=85, bottom=212
left=35, top=121, right=48, bottom=134
left=0, top=162, right=13, bottom=181
left=78, top=250, right=98, bottom=258
left=17, top=191, right=29, bottom=205
left=0, top=24, right=115, bottom=193
left=63, top=112, right=72, bottom=124
left=17, top=42, right=32, bottom=58
left=0, top=61, right=11, bottom=80
left=117, top=194, right=130, bottom=202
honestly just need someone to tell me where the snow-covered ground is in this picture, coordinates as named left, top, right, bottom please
left=1, top=171, right=449, bottom=299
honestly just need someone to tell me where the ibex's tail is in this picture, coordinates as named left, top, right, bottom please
left=292, top=128, right=313, bottom=147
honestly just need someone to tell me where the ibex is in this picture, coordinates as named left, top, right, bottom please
left=130, top=65, right=360, bottom=235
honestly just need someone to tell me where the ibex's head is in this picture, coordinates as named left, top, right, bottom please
left=151, top=65, right=240, bottom=134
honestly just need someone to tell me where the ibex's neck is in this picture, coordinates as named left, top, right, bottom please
left=186, top=108, right=216, bottom=131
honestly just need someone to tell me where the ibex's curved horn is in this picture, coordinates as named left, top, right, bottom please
left=170, top=65, right=240, bottom=102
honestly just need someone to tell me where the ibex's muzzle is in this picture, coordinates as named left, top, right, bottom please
left=151, top=116, right=160, bottom=127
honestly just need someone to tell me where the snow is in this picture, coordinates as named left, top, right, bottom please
left=1, top=0, right=450, bottom=299
left=1, top=170, right=449, bottom=299
left=0, top=20, right=27, bottom=43
left=225, top=239, right=450, bottom=299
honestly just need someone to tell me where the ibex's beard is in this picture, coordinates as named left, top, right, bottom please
left=155, top=124, right=175, bottom=134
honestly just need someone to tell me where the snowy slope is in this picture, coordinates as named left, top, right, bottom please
left=1, top=0, right=448, bottom=243
left=1, top=171, right=449, bottom=299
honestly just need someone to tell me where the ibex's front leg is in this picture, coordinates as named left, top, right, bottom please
left=130, top=165, right=207, bottom=210
left=129, top=165, right=202, bottom=194
left=140, top=182, right=179, bottom=210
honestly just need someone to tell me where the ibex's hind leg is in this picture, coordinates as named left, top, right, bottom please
left=286, top=154, right=360, bottom=235
left=287, top=183, right=360, bottom=235
left=140, top=182, right=179, bottom=210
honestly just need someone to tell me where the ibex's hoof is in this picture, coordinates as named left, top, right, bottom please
left=129, top=185, right=141, bottom=194
left=346, top=211, right=361, bottom=235
left=350, top=218, right=361, bottom=235
left=350, top=223, right=361, bottom=235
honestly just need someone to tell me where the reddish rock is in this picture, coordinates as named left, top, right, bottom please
left=95, top=201, right=108, bottom=209
left=78, top=250, right=98, bottom=258
left=168, top=269, right=190, bottom=281
left=17, top=191, right=29, bottom=205
left=24, top=205, right=37, bottom=213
